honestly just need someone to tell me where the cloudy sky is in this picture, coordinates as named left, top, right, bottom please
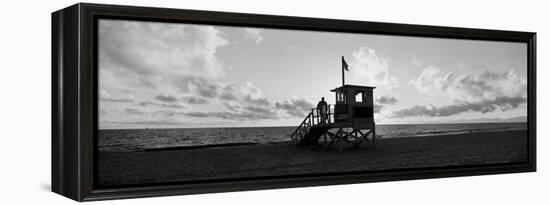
left=98, top=19, right=527, bottom=129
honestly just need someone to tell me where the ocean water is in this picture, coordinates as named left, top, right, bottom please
left=98, top=122, right=527, bottom=152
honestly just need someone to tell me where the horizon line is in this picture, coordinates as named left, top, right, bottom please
left=99, top=120, right=527, bottom=130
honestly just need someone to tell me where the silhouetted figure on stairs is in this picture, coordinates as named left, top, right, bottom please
left=317, top=97, right=328, bottom=124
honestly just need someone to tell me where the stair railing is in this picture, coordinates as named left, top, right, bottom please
left=290, top=111, right=313, bottom=144
left=290, top=105, right=334, bottom=144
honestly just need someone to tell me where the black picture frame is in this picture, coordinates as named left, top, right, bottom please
left=52, top=3, right=536, bottom=201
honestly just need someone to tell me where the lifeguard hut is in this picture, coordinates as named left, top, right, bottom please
left=290, top=57, right=376, bottom=151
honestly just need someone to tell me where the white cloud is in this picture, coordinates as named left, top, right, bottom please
left=408, top=66, right=453, bottom=96
left=348, top=47, right=399, bottom=88
left=99, top=19, right=229, bottom=81
left=243, top=28, right=263, bottom=44
left=410, top=66, right=527, bottom=102
left=99, top=20, right=233, bottom=127
left=274, top=96, right=314, bottom=117
left=100, top=89, right=135, bottom=102
left=390, top=96, right=526, bottom=118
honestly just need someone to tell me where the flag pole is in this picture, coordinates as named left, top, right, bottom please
left=341, top=56, right=345, bottom=89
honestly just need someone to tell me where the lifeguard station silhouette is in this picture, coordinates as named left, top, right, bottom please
left=290, top=56, right=376, bottom=151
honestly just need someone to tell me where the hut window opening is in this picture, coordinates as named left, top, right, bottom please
left=354, top=91, right=365, bottom=103
left=336, top=91, right=345, bottom=104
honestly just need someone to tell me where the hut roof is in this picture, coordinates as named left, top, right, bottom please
left=330, top=84, right=376, bottom=92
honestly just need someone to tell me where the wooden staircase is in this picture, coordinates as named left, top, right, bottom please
left=290, top=107, right=332, bottom=146
left=301, top=126, right=331, bottom=145
left=290, top=105, right=376, bottom=150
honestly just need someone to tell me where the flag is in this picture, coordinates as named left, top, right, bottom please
left=342, top=56, right=349, bottom=71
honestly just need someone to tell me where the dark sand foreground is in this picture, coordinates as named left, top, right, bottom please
left=97, top=130, right=528, bottom=186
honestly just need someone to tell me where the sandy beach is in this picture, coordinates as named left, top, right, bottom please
left=97, top=130, right=528, bottom=187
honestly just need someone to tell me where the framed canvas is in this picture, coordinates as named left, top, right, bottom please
left=52, top=3, right=536, bottom=201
